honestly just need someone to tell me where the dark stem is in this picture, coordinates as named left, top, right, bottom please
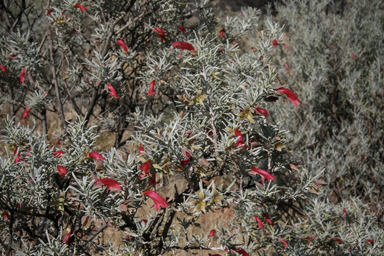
left=85, top=223, right=108, bottom=242
left=41, top=108, right=47, bottom=136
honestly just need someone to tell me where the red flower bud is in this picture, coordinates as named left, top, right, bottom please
left=253, top=216, right=264, bottom=229
left=3, top=211, right=9, bottom=221
left=53, top=150, right=65, bottom=158
left=20, top=68, right=27, bottom=84
left=148, top=80, right=156, bottom=96
left=107, top=84, right=119, bottom=98
left=365, top=239, right=374, bottom=244
left=95, top=178, right=122, bottom=191
left=154, top=27, right=166, bottom=43
left=178, top=25, right=186, bottom=35
left=234, top=130, right=245, bottom=148
left=23, top=107, right=31, bottom=119
left=208, top=229, right=217, bottom=237
left=138, top=145, right=144, bottom=155
left=74, top=4, right=87, bottom=14
left=277, top=237, right=289, bottom=248
left=272, top=39, right=280, bottom=48
left=255, top=108, right=269, bottom=117
left=233, top=247, right=249, bottom=256
left=88, top=151, right=106, bottom=161
left=116, top=39, right=128, bottom=53
left=249, top=168, right=275, bottom=184
left=331, top=238, right=343, bottom=244
left=139, top=160, right=152, bottom=180
left=143, top=190, right=168, bottom=211
left=62, top=231, right=71, bottom=245
left=57, top=165, right=68, bottom=178
left=219, top=28, right=226, bottom=38
left=274, top=87, right=302, bottom=107
left=7, top=54, right=18, bottom=59
left=263, top=213, right=274, bottom=226
left=0, top=65, right=8, bottom=73
left=171, top=42, right=196, bottom=59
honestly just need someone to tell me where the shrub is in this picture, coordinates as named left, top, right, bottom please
left=271, top=0, right=384, bottom=203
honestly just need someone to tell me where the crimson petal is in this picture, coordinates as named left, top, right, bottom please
left=249, top=168, right=275, bottom=182
left=116, top=39, right=128, bottom=53
left=74, top=4, right=87, bottom=13
left=148, top=80, right=156, bottom=96
left=143, top=190, right=168, bottom=211
left=57, top=165, right=68, bottom=178
left=107, top=84, right=120, bottom=98
left=95, top=178, right=122, bottom=191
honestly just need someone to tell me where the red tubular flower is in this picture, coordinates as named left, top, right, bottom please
left=107, top=84, right=119, bottom=98
left=57, top=165, right=68, bottom=178
left=331, top=238, right=343, bottom=244
left=139, top=160, right=152, bottom=180
left=88, top=151, right=106, bottom=161
left=143, top=190, right=168, bottom=211
left=264, top=213, right=274, bottom=226
left=351, top=53, right=356, bottom=59
left=62, top=231, right=71, bottom=245
left=7, top=54, right=18, bottom=59
left=233, top=247, right=249, bottom=256
left=283, top=44, right=288, bottom=49
left=23, top=107, right=31, bottom=119
left=365, top=239, right=374, bottom=244
left=208, top=229, right=217, bottom=237
left=148, top=80, right=156, bottom=96
left=178, top=25, right=186, bottom=35
left=0, top=65, right=8, bottom=73
left=53, top=150, right=65, bottom=158
left=3, top=211, right=9, bottom=221
left=253, top=216, right=264, bottom=229
left=138, top=145, right=144, bottom=155
left=255, top=108, right=269, bottom=117
left=274, top=87, right=302, bottom=107
left=180, top=148, right=193, bottom=167
left=74, top=4, right=87, bottom=13
left=153, top=27, right=166, bottom=43
left=124, top=236, right=133, bottom=241
left=180, top=158, right=190, bottom=167
left=343, top=208, right=347, bottom=217
left=147, top=175, right=160, bottom=188
left=20, top=68, right=27, bottom=84
left=277, top=237, right=289, bottom=248
left=272, top=39, right=280, bottom=48
left=234, top=130, right=245, bottom=148
left=285, top=63, right=290, bottom=71
left=95, top=178, right=122, bottom=191
left=116, top=39, right=128, bottom=53
left=171, top=42, right=196, bottom=59
left=219, top=28, right=226, bottom=38
left=249, top=168, right=275, bottom=184
left=141, top=218, right=148, bottom=223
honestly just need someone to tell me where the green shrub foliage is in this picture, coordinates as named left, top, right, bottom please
left=0, top=0, right=383, bottom=255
